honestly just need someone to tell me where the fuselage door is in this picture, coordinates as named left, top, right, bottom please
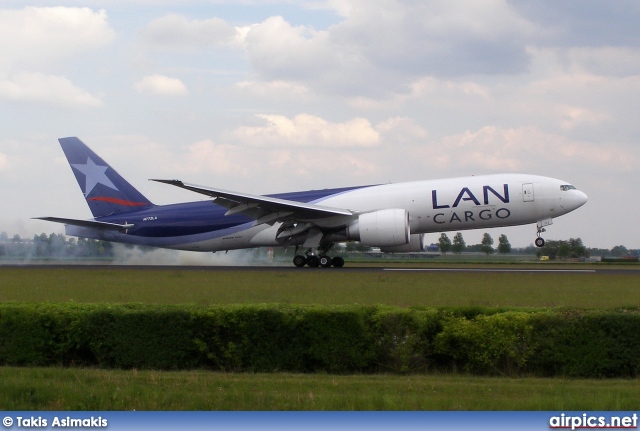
left=523, top=183, right=534, bottom=202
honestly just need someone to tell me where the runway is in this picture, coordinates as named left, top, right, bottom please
left=383, top=267, right=598, bottom=273
left=2, top=263, right=639, bottom=275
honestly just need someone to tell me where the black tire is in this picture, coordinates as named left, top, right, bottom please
left=535, top=237, right=545, bottom=248
left=331, top=256, right=345, bottom=268
left=293, top=255, right=307, bottom=267
left=306, top=255, right=320, bottom=268
left=319, top=256, right=332, bottom=267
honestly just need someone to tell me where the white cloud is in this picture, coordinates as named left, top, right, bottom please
left=328, top=0, right=535, bottom=74
left=0, top=7, right=112, bottom=109
left=511, top=47, right=640, bottom=141
left=235, top=1, right=539, bottom=98
left=230, top=113, right=380, bottom=148
left=135, top=3, right=539, bottom=99
left=141, top=14, right=238, bottom=49
left=235, top=80, right=310, bottom=98
left=0, top=152, right=7, bottom=170
left=566, top=47, right=640, bottom=77
left=243, top=16, right=335, bottom=81
left=0, top=7, right=114, bottom=72
left=134, top=74, right=189, bottom=96
left=106, top=137, right=381, bottom=189
left=410, top=77, right=491, bottom=99
left=348, top=75, right=491, bottom=109
left=184, top=140, right=250, bottom=176
left=376, top=117, right=429, bottom=145
left=556, top=105, right=611, bottom=131
left=0, top=73, right=102, bottom=108
left=184, top=140, right=380, bottom=181
left=435, top=126, right=637, bottom=173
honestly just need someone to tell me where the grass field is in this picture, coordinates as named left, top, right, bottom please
left=1, top=263, right=639, bottom=410
left=0, top=265, right=638, bottom=308
left=2, top=367, right=640, bottom=410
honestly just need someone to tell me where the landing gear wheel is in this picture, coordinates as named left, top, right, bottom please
left=306, top=255, right=320, bottom=268
left=319, top=256, right=332, bottom=267
left=293, top=255, right=307, bottom=267
left=331, top=256, right=345, bottom=268
left=535, top=237, right=545, bottom=248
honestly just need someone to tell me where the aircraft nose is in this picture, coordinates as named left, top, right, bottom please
left=559, top=188, right=588, bottom=213
left=573, top=190, right=588, bottom=209
left=578, top=190, right=588, bottom=205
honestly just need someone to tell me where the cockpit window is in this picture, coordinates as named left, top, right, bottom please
left=560, top=185, right=577, bottom=191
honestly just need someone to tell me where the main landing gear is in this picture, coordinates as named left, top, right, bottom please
left=293, top=249, right=345, bottom=268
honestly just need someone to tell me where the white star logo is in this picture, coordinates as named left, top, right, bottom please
left=71, top=157, right=118, bottom=195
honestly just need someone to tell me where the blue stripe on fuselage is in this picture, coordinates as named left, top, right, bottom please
left=95, top=184, right=372, bottom=238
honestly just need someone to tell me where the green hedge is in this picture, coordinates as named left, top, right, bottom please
left=1, top=303, right=639, bottom=377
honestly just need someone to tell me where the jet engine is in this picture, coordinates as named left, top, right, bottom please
left=380, top=233, right=425, bottom=253
left=347, top=208, right=410, bottom=247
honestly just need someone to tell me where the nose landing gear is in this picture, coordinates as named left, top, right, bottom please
left=535, top=219, right=551, bottom=248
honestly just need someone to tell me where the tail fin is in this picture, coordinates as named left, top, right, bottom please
left=59, top=137, right=154, bottom=217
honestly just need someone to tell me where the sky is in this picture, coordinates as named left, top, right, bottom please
left=1, top=0, right=638, bottom=249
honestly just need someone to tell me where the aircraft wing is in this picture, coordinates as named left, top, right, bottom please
left=151, top=179, right=354, bottom=224
left=33, top=217, right=134, bottom=231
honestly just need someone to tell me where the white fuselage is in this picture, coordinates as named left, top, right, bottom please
left=70, top=173, right=586, bottom=252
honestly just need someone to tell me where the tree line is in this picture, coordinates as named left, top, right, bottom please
left=0, top=232, right=113, bottom=259
left=1, top=231, right=638, bottom=260
left=436, top=232, right=639, bottom=259
left=437, top=232, right=512, bottom=255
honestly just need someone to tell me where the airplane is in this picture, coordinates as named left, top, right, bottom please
left=36, top=137, right=588, bottom=267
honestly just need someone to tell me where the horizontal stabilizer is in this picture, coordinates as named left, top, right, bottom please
left=34, top=217, right=134, bottom=231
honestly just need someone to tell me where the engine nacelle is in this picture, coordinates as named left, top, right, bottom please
left=348, top=208, right=410, bottom=247
left=380, top=233, right=425, bottom=253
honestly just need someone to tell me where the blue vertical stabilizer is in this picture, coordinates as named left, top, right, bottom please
left=59, top=137, right=154, bottom=218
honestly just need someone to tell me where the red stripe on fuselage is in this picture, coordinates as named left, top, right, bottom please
left=88, top=197, right=150, bottom=206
